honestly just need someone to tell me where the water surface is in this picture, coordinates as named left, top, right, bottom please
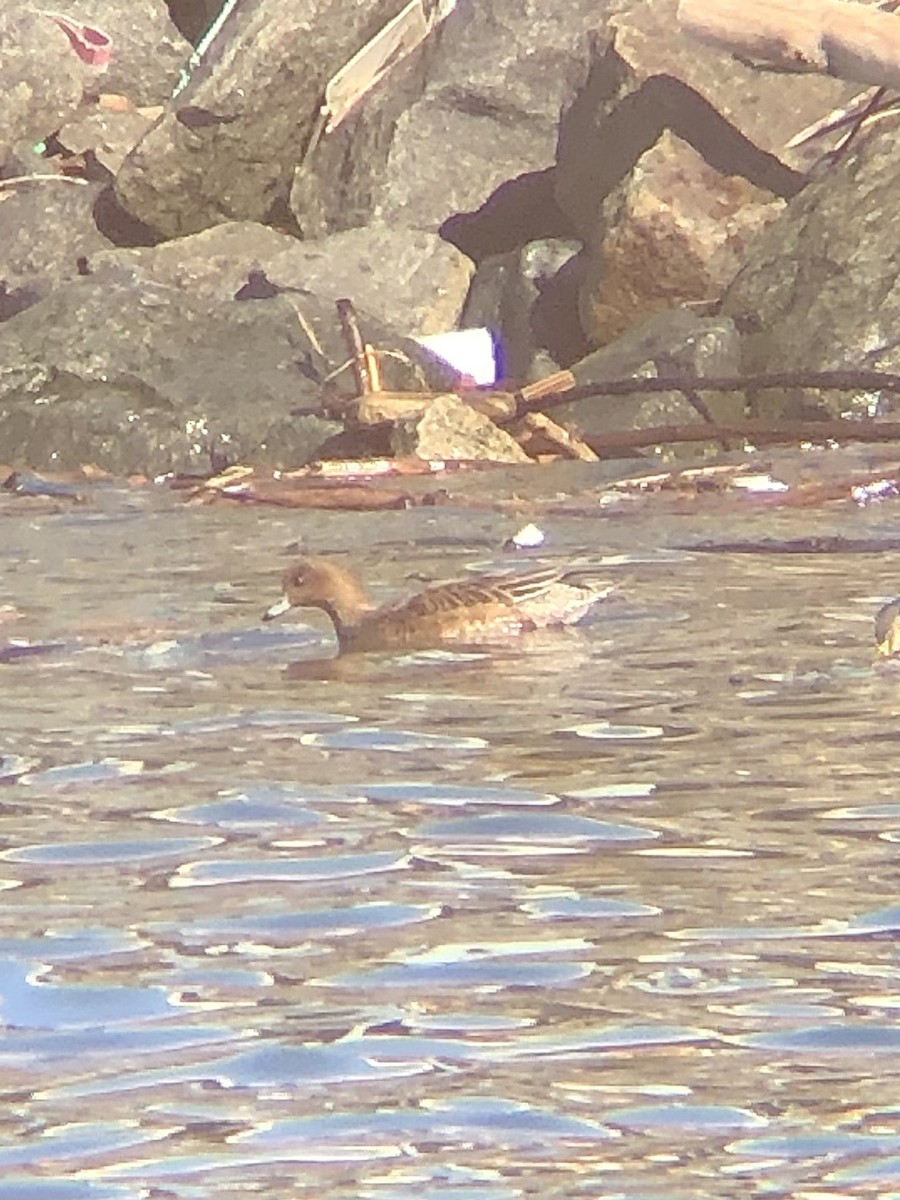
left=2, top=449, right=899, bottom=1197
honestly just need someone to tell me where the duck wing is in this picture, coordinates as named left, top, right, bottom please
left=396, top=566, right=607, bottom=619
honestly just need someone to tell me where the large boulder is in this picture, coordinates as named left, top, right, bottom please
left=0, top=181, right=111, bottom=317
left=92, top=219, right=472, bottom=336
left=0, top=265, right=454, bottom=474
left=553, top=0, right=862, bottom=350
left=0, top=5, right=95, bottom=167
left=577, top=130, right=784, bottom=347
left=720, top=123, right=900, bottom=421
left=114, top=0, right=416, bottom=239
left=50, top=0, right=191, bottom=105
left=461, top=239, right=583, bottom=378
left=557, top=308, right=744, bottom=439
left=380, top=0, right=610, bottom=242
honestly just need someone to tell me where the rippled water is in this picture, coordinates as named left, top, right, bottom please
left=3, top=451, right=900, bottom=1197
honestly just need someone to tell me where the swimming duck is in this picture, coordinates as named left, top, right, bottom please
left=875, top=597, right=900, bottom=657
left=262, top=556, right=614, bottom=653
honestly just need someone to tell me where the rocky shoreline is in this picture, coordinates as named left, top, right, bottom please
left=1, top=0, right=898, bottom=475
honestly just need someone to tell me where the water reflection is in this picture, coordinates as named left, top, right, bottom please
left=2, top=456, right=900, bottom=1194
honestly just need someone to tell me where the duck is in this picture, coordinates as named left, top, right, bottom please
left=262, top=555, right=614, bottom=653
left=875, top=597, right=900, bottom=657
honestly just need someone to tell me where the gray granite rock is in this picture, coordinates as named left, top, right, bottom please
left=720, top=123, right=900, bottom=421
left=390, top=392, right=531, bottom=463
left=374, top=0, right=608, bottom=236
left=559, top=308, right=744, bottom=437
left=263, top=224, right=473, bottom=337
left=0, top=181, right=112, bottom=319
left=288, top=39, right=430, bottom=241
left=57, top=109, right=159, bottom=177
left=114, top=0, right=415, bottom=238
left=91, top=219, right=473, bottom=338
left=91, top=220, right=311, bottom=300
left=551, top=0, right=868, bottom=354
left=47, top=0, right=191, bottom=105
left=0, top=5, right=92, bottom=167
left=0, top=268, right=332, bottom=474
left=461, top=238, right=582, bottom=379
left=0, top=265, right=453, bottom=474
left=555, top=0, right=857, bottom=244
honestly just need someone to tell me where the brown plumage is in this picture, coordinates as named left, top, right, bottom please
left=875, top=598, right=900, bottom=657
left=262, top=556, right=613, bottom=653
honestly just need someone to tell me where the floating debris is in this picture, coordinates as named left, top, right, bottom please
left=504, top=523, right=545, bottom=550
left=851, top=477, right=900, bottom=506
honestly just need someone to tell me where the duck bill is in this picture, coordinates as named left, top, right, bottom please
left=262, top=595, right=292, bottom=622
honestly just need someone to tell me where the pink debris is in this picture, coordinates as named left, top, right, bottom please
left=43, top=11, right=112, bottom=67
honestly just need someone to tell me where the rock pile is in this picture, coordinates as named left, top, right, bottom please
left=0, top=0, right=897, bottom=474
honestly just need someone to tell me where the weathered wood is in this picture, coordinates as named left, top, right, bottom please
left=677, top=0, right=900, bottom=87
left=510, top=412, right=600, bottom=462
left=509, top=368, right=900, bottom=420
left=584, top=418, right=900, bottom=453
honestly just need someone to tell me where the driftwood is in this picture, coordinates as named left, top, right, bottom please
left=508, top=412, right=599, bottom=462
left=584, top=418, right=900, bottom=454
left=325, top=302, right=900, bottom=463
left=501, top=368, right=900, bottom=454
left=336, top=298, right=381, bottom=396
left=506, top=368, right=900, bottom=419
left=677, top=0, right=900, bottom=87
left=189, top=477, right=424, bottom=510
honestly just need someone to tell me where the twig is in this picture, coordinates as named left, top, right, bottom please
left=336, top=298, right=380, bottom=395
left=510, top=369, right=900, bottom=419
left=0, top=174, right=89, bottom=189
left=583, top=418, right=900, bottom=454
